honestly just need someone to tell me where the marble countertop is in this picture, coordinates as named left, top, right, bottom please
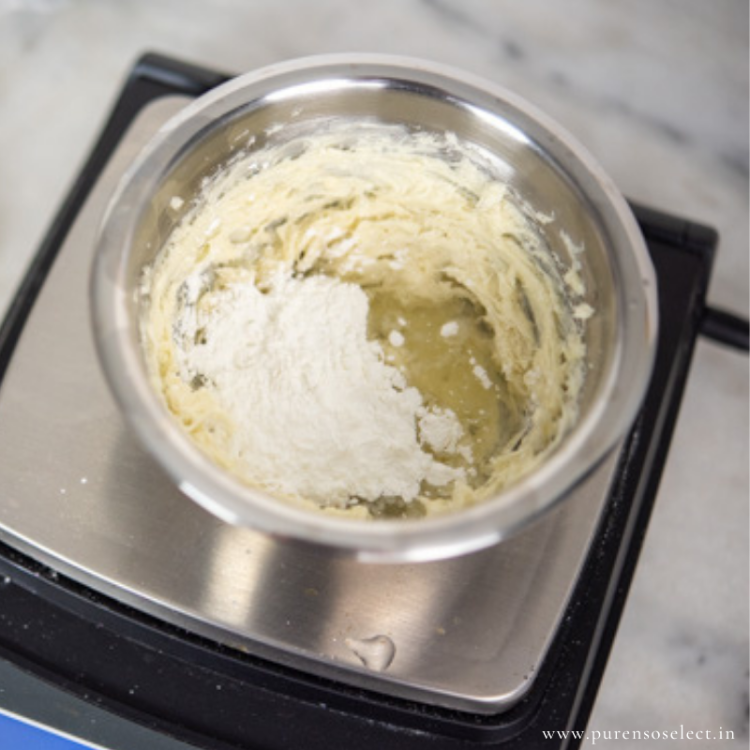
left=0, top=0, right=747, bottom=746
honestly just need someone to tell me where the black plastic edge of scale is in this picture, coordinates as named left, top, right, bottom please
left=0, top=53, right=717, bottom=750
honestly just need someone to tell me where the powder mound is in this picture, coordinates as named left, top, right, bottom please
left=176, top=272, right=464, bottom=507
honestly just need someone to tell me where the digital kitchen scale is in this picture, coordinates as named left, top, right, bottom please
left=0, top=54, right=717, bottom=749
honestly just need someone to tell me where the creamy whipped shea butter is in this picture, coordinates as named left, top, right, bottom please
left=139, top=123, right=590, bottom=520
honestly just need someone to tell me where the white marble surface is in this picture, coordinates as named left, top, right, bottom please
left=0, top=0, right=747, bottom=746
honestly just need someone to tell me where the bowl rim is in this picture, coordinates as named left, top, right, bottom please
left=91, top=53, right=659, bottom=562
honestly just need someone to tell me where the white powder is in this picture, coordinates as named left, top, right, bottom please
left=388, top=330, right=405, bottom=347
left=440, top=321, right=459, bottom=338
left=473, top=365, right=492, bottom=389
left=469, top=356, right=493, bottom=390
left=177, top=272, right=465, bottom=507
left=418, top=406, right=473, bottom=463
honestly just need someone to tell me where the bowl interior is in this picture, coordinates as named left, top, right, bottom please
left=127, top=80, right=618, bottom=435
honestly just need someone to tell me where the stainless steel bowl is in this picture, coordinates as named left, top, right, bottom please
left=91, top=54, right=658, bottom=562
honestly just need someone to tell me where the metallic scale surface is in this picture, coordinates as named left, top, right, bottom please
left=0, top=96, right=616, bottom=713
